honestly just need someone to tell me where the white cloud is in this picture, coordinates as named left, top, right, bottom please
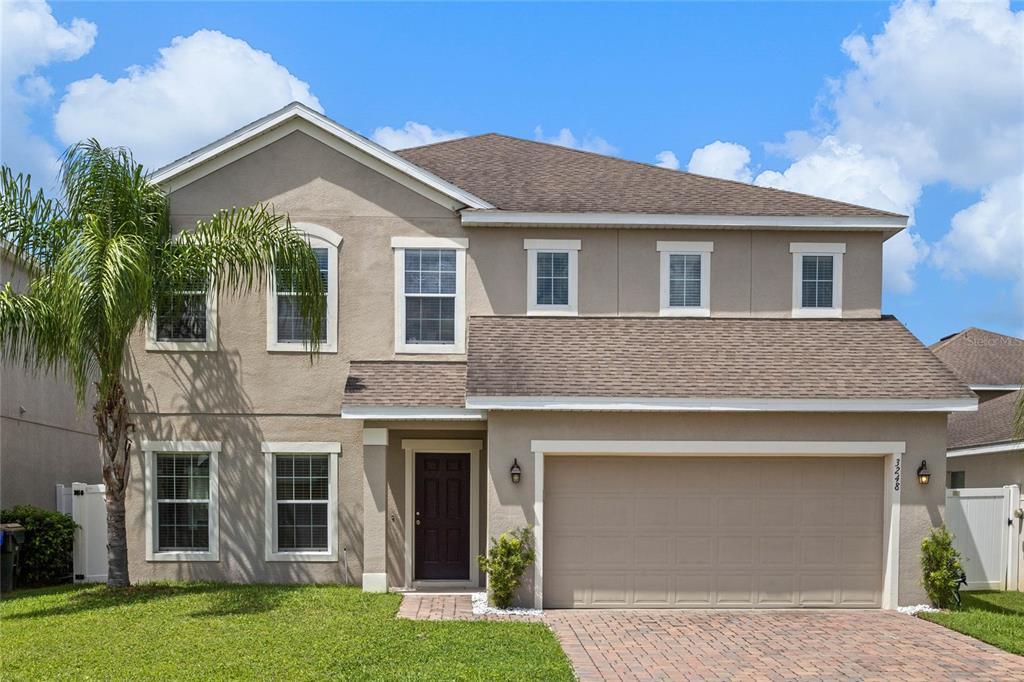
left=653, top=150, right=679, bottom=170
left=534, top=126, right=617, bottom=155
left=54, top=29, right=322, bottom=169
left=687, top=141, right=753, bottom=183
left=703, top=1, right=1023, bottom=294
left=0, top=0, right=96, bottom=185
left=932, top=174, right=1024, bottom=280
left=835, top=0, right=1024, bottom=188
left=370, top=122, right=466, bottom=150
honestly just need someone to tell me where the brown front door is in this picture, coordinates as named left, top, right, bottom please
left=415, top=452, right=471, bottom=580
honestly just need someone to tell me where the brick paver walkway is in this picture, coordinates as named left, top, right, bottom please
left=399, top=594, right=1024, bottom=681
left=547, top=609, right=1024, bottom=681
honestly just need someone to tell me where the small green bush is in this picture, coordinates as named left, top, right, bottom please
left=921, top=525, right=963, bottom=609
left=1, top=505, right=77, bottom=587
left=478, top=526, right=536, bottom=609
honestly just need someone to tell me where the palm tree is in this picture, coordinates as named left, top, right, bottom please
left=0, top=141, right=325, bottom=587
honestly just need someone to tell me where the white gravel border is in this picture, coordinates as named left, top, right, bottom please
left=471, top=592, right=543, bottom=617
left=897, top=604, right=941, bottom=615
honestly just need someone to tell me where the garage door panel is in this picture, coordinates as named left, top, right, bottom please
left=545, top=456, right=882, bottom=609
left=759, top=498, right=797, bottom=528
left=717, top=536, right=755, bottom=567
left=716, top=574, right=755, bottom=605
left=676, top=536, right=714, bottom=566
left=758, top=574, right=798, bottom=606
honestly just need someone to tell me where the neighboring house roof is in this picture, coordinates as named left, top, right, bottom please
left=948, top=389, right=1021, bottom=451
left=150, top=102, right=494, bottom=211
left=345, top=361, right=467, bottom=407
left=930, top=327, right=1024, bottom=387
left=465, top=316, right=975, bottom=411
left=397, top=134, right=906, bottom=225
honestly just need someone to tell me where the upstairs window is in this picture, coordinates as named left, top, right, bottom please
left=148, top=274, right=217, bottom=351
left=393, top=237, right=467, bottom=354
left=525, top=239, right=580, bottom=315
left=658, top=241, right=712, bottom=317
left=790, top=243, right=845, bottom=318
left=267, top=224, right=341, bottom=353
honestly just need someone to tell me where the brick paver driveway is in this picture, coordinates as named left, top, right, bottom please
left=546, top=609, right=1024, bottom=681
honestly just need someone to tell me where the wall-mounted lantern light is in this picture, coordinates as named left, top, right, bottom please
left=510, top=458, right=522, bottom=485
left=916, top=460, right=931, bottom=485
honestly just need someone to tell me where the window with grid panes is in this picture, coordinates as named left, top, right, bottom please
left=403, top=248, right=456, bottom=344
left=274, top=454, right=330, bottom=551
left=155, top=454, right=210, bottom=551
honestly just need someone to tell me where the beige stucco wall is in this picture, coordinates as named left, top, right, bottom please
left=946, top=450, right=1024, bottom=490
left=485, top=411, right=948, bottom=607
left=467, top=227, right=883, bottom=318
left=1, top=255, right=100, bottom=510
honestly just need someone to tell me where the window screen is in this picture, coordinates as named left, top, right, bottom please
left=668, top=253, right=702, bottom=307
left=276, top=247, right=329, bottom=342
left=155, top=275, right=208, bottom=341
left=801, top=255, right=834, bottom=308
left=404, top=248, right=456, bottom=344
left=156, top=454, right=210, bottom=551
left=275, top=454, right=330, bottom=551
left=536, top=251, right=569, bottom=306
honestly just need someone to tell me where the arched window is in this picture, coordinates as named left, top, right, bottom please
left=267, top=223, right=341, bottom=352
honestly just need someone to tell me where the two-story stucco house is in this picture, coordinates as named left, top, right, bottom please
left=126, top=102, right=975, bottom=609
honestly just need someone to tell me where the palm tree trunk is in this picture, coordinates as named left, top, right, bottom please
left=95, top=380, right=132, bottom=587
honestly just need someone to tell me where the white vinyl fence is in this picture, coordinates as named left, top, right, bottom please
left=946, top=485, right=1021, bottom=591
left=55, top=483, right=108, bottom=583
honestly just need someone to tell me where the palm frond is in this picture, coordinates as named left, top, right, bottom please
left=0, top=167, right=67, bottom=270
left=162, top=205, right=326, bottom=353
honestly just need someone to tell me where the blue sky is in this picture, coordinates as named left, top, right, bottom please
left=4, top=1, right=1022, bottom=344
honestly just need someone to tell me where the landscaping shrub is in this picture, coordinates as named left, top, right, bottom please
left=1, top=505, right=77, bottom=587
left=478, top=526, right=536, bottom=609
left=921, top=525, right=963, bottom=609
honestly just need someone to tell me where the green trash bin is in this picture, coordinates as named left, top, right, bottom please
left=1, top=522, right=27, bottom=593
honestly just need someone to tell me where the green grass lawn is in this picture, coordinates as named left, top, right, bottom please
left=919, top=590, right=1024, bottom=656
left=1, top=583, right=573, bottom=681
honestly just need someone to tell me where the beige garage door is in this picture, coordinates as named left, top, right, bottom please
left=544, top=456, right=883, bottom=608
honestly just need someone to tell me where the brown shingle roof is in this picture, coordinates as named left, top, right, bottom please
left=466, top=316, right=973, bottom=401
left=930, top=328, right=1024, bottom=386
left=397, top=134, right=904, bottom=218
left=344, top=361, right=465, bottom=407
left=948, top=389, right=1021, bottom=449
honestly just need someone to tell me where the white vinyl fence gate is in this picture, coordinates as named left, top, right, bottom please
left=946, top=486, right=1021, bottom=591
left=56, top=483, right=108, bottom=583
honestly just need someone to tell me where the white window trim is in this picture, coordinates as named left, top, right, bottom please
left=262, top=441, right=340, bottom=562
left=524, top=239, right=580, bottom=316
left=142, top=440, right=221, bottom=562
left=267, top=223, right=341, bottom=353
left=791, top=242, right=845, bottom=318
left=393, top=237, right=467, bottom=354
left=146, top=286, right=218, bottom=352
left=657, top=241, right=713, bottom=317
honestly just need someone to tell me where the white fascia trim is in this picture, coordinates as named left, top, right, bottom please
left=657, top=241, right=714, bottom=253
left=947, top=441, right=1024, bottom=458
left=790, top=242, right=847, bottom=254
left=261, top=441, right=341, bottom=454
left=523, top=238, right=581, bottom=251
left=462, top=211, right=907, bottom=230
left=530, top=439, right=906, bottom=456
left=391, top=236, right=468, bottom=250
left=152, top=103, right=493, bottom=210
left=342, top=406, right=486, bottom=420
left=969, top=384, right=1023, bottom=392
left=465, top=396, right=979, bottom=412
